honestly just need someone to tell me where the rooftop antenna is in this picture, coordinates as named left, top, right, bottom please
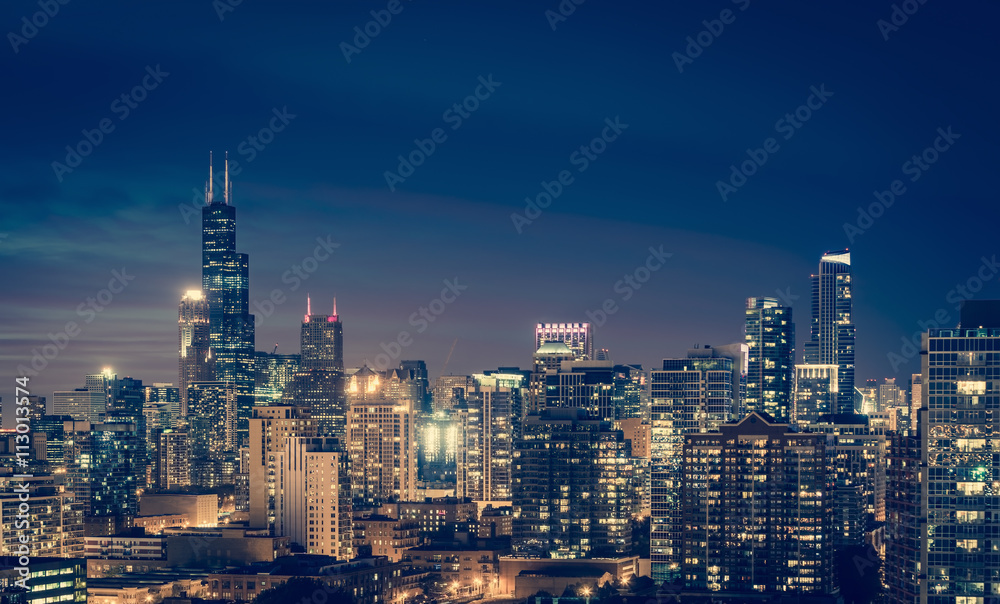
left=206, top=151, right=214, bottom=204
left=224, top=151, right=230, bottom=204
left=332, top=296, right=338, bottom=320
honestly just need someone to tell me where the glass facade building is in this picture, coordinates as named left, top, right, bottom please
left=744, top=297, right=795, bottom=422
left=803, top=250, right=855, bottom=414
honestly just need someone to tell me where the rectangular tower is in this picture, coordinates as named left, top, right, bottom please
left=803, top=250, right=855, bottom=413
left=744, top=297, right=795, bottom=422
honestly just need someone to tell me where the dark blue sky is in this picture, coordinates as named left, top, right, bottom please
left=2, top=0, right=998, bottom=416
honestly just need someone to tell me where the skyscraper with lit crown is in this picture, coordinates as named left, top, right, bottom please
left=803, top=250, right=855, bottom=413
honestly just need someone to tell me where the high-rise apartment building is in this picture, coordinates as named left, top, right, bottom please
left=248, top=405, right=316, bottom=531
left=680, top=413, right=835, bottom=595
left=650, top=347, right=736, bottom=583
left=431, top=375, right=474, bottom=413
left=276, top=436, right=352, bottom=559
left=807, top=413, right=886, bottom=546
left=0, top=475, right=84, bottom=557
left=803, top=250, right=855, bottom=413
left=153, top=429, right=190, bottom=490
left=347, top=370, right=418, bottom=505
left=534, top=322, right=593, bottom=360
left=511, top=408, right=633, bottom=559
left=201, top=154, right=255, bottom=449
left=744, top=297, right=795, bottom=422
left=63, top=419, right=139, bottom=532
left=178, top=290, right=213, bottom=419
left=891, top=301, right=1000, bottom=603
left=186, top=381, right=236, bottom=487
left=457, top=370, right=526, bottom=503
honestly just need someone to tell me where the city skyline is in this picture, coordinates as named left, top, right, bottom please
left=3, top=2, right=999, bottom=413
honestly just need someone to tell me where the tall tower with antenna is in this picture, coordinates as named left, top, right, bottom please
left=200, top=151, right=255, bottom=450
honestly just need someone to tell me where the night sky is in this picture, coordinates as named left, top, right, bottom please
left=2, top=0, right=998, bottom=421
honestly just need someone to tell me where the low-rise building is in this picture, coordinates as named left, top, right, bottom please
left=204, top=555, right=404, bottom=604
left=379, top=497, right=477, bottom=537
left=498, top=556, right=638, bottom=599
left=162, top=528, right=289, bottom=569
left=0, top=557, right=87, bottom=604
left=139, top=494, right=217, bottom=528
left=133, top=514, right=191, bottom=534
left=352, top=515, right=419, bottom=562
left=403, top=540, right=509, bottom=597
left=87, top=572, right=208, bottom=603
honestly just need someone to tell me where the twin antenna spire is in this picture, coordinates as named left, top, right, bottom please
left=305, top=295, right=339, bottom=319
left=205, top=151, right=232, bottom=205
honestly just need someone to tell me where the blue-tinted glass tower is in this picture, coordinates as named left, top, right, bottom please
left=201, top=153, right=255, bottom=449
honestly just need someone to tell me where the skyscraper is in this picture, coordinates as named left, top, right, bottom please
left=890, top=300, right=1000, bottom=603
left=466, top=370, right=526, bottom=502
left=282, top=298, right=345, bottom=437
left=300, top=297, right=343, bottom=371
left=347, top=367, right=418, bottom=505
left=186, top=380, right=237, bottom=486
left=178, top=290, right=213, bottom=419
left=534, top=322, right=593, bottom=360
left=201, top=153, right=255, bottom=449
left=803, top=250, right=855, bottom=413
left=680, top=413, right=835, bottom=595
left=64, top=419, right=139, bottom=534
left=511, top=407, right=633, bottom=559
left=744, top=296, right=795, bottom=422
left=650, top=346, right=736, bottom=583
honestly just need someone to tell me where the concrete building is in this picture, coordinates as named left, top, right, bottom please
left=352, top=514, right=419, bottom=562
left=139, top=494, right=217, bottom=527
left=348, top=378, right=418, bottom=505
left=247, top=405, right=316, bottom=531
left=276, top=436, right=353, bottom=560
left=162, top=527, right=290, bottom=568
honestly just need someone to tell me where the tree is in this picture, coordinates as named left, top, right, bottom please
left=251, top=577, right=352, bottom=604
